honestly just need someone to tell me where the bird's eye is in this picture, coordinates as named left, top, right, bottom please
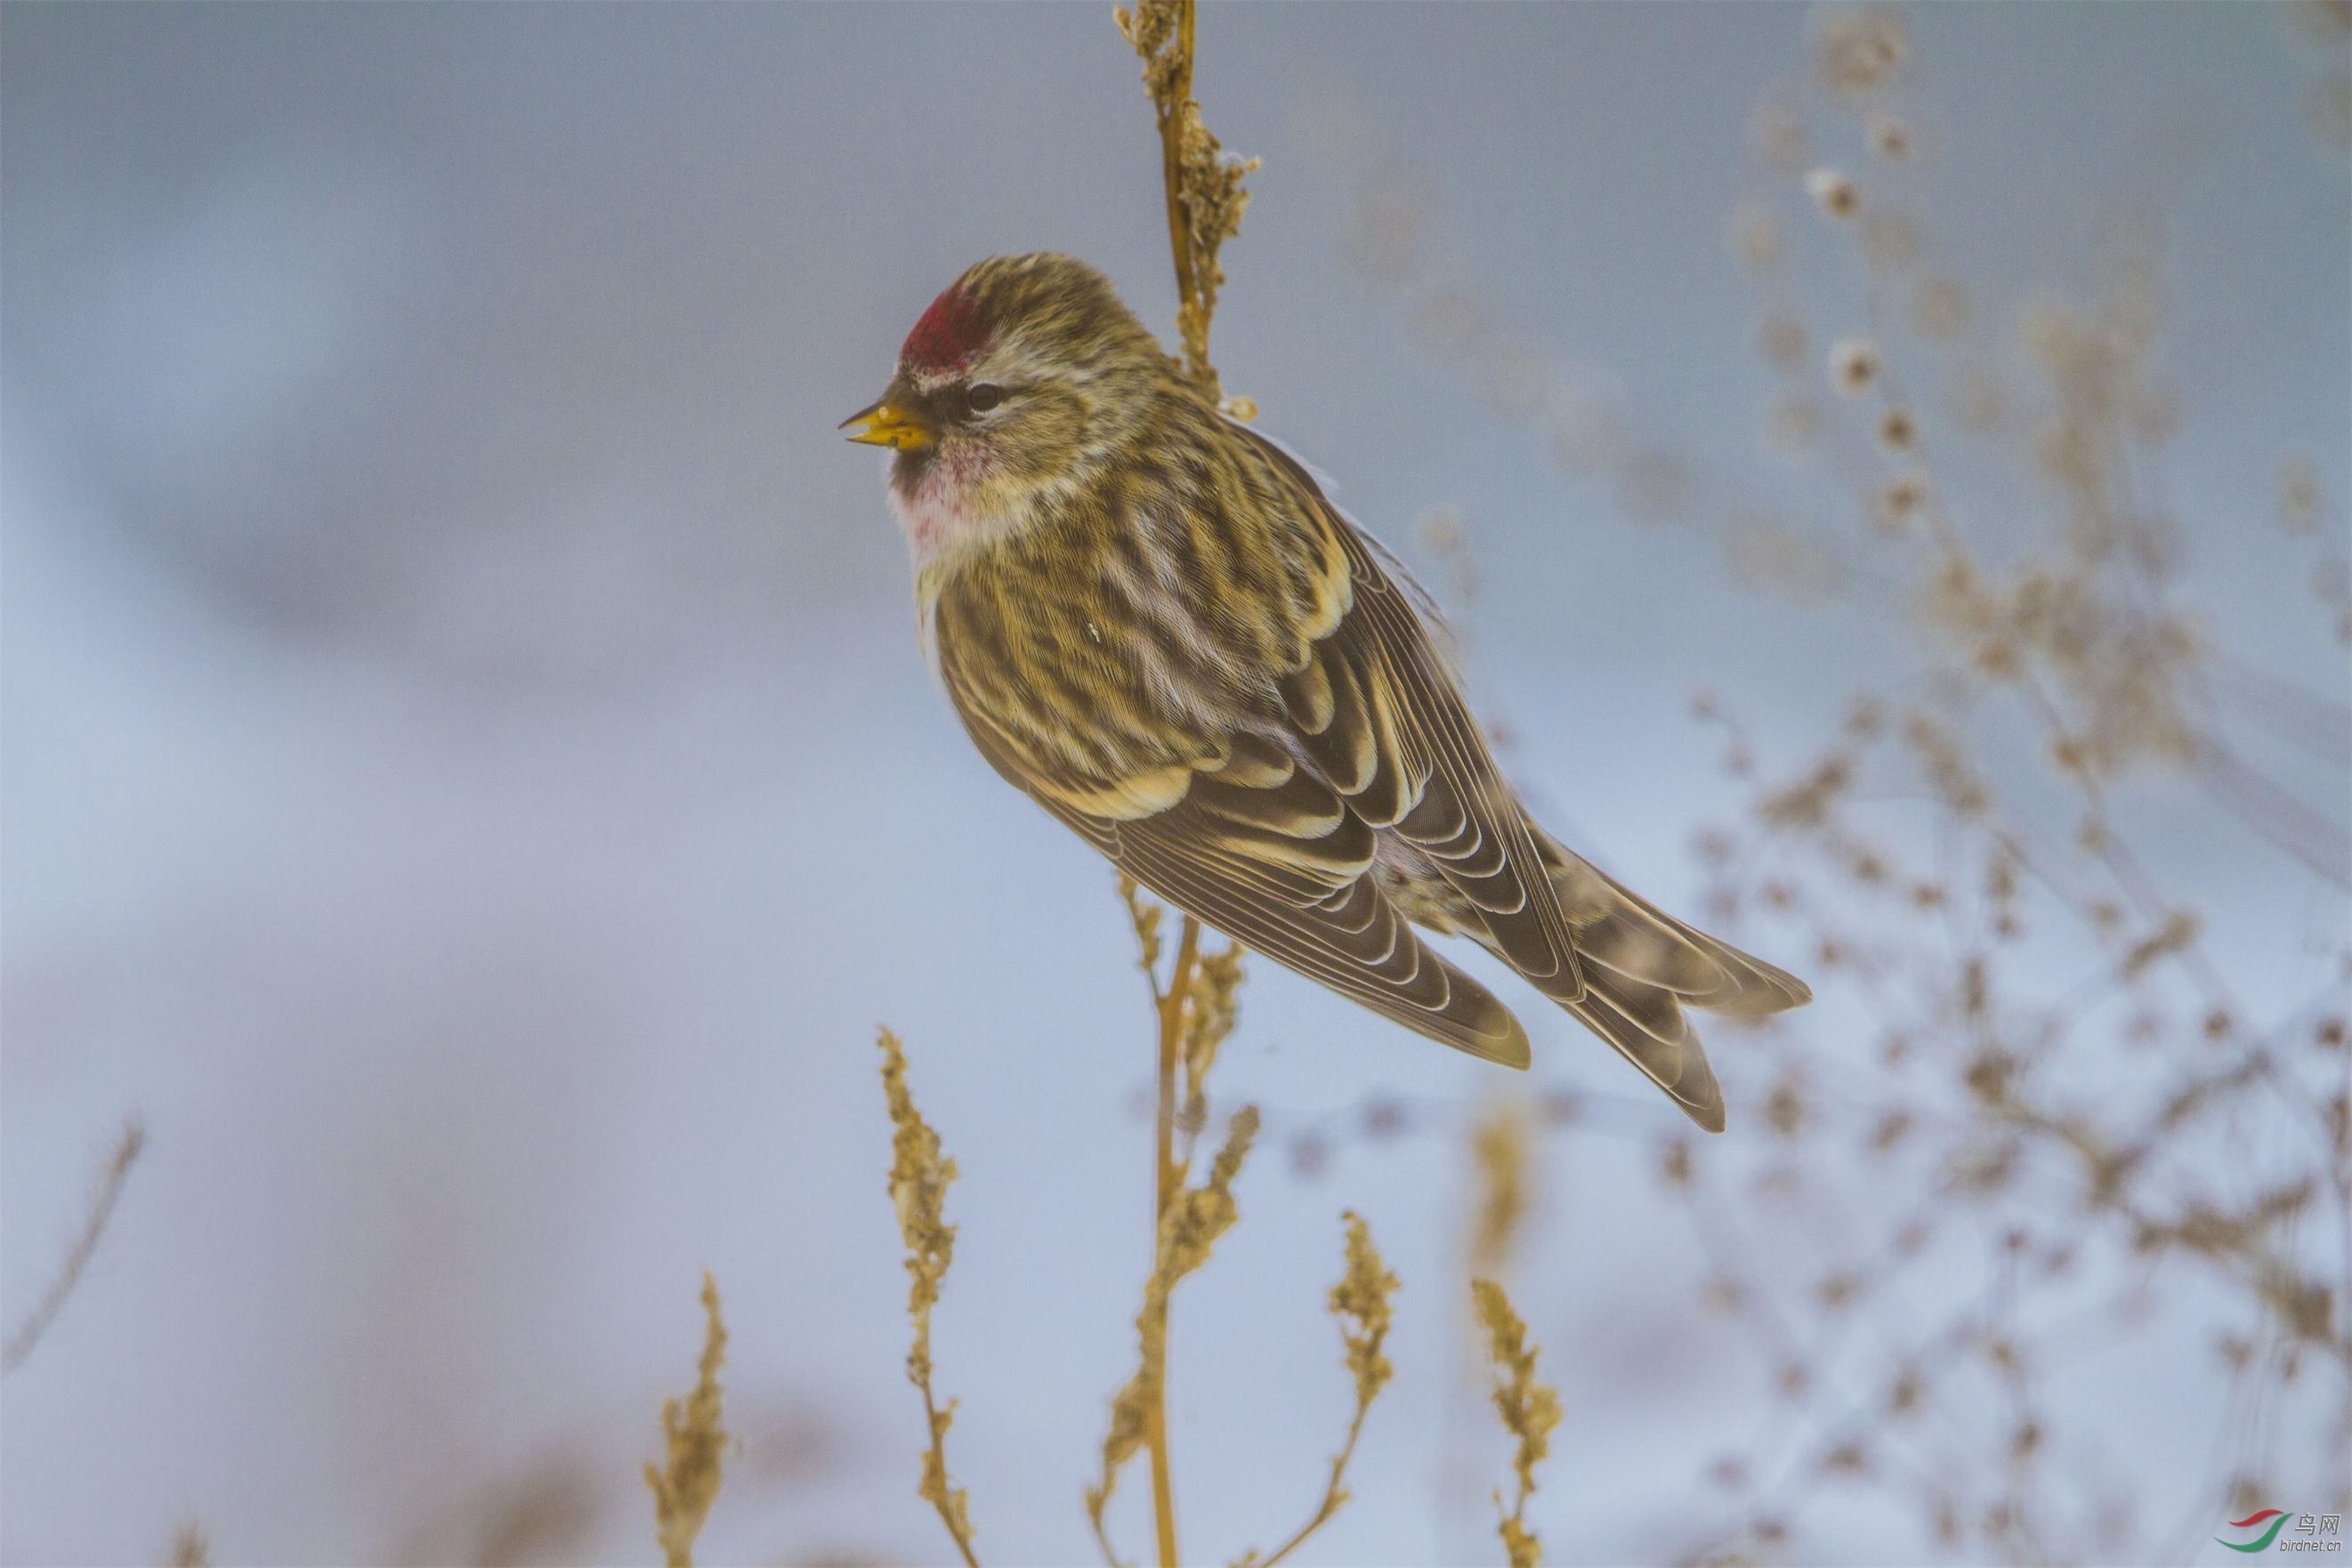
left=965, top=382, right=1006, bottom=413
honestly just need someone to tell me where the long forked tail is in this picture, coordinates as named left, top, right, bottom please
left=1515, top=828, right=1811, bottom=1133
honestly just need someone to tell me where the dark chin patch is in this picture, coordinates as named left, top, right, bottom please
left=901, top=285, right=993, bottom=373
left=888, top=444, right=937, bottom=496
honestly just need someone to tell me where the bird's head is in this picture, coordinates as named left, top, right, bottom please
left=843, top=253, right=1166, bottom=555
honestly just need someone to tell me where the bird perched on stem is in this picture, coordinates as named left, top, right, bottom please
left=844, top=254, right=1809, bottom=1129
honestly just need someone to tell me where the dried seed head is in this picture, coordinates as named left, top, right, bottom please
left=1470, top=1279, right=1561, bottom=1567
left=1874, top=472, right=1929, bottom=532
left=1764, top=1077, right=1808, bottom=1138
left=1329, top=1210, right=1399, bottom=1410
left=646, top=1274, right=731, bottom=1568
left=1469, top=1108, right=1531, bottom=1272
left=1830, top=337, right=1881, bottom=394
left=1879, top=408, right=1918, bottom=449
left=1868, top=111, right=1913, bottom=160
left=2281, top=453, right=2323, bottom=534
left=1816, top=6, right=1911, bottom=97
left=1821, top=1441, right=1871, bottom=1475
left=1807, top=166, right=1861, bottom=219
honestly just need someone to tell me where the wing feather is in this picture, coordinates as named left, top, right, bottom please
left=1233, top=425, right=1585, bottom=997
left=935, top=613, right=1530, bottom=1067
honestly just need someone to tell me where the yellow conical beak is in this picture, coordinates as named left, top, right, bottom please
left=839, top=400, right=935, bottom=450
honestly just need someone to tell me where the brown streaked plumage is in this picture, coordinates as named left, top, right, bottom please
left=845, top=252, right=1810, bottom=1129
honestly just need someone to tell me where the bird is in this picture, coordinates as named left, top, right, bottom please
left=843, top=252, right=1809, bottom=1130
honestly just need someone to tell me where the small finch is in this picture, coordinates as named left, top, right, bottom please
left=845, top=254, right=1809, bottom=1129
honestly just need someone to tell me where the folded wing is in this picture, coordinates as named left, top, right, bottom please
left=936, top=627, right=1530, bottom=1066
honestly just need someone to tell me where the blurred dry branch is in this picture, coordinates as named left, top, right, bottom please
left=1472, top=1279, right=1563, bottom=1568
left=165, top=1523, right=208, bottom=1568
left=1305, top=4, right=2348, bottom=1558
left=1468, top=1106, right=1532, bottom=1277
left=2, top=1117, right=144, bottom=1378
left=643, top=1273, right=730, bottom=1568
left=877, top=1026, right=982, bottom=1568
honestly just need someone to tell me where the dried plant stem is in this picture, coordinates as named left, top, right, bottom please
left=922, top=1376, right=983, bottom=1568
left=1239, top=1214, right=1401, bottom=1568
left=1092, top=885, right=1261, bottom=1568
left=1472, top=1279, right=1562, bottom=1568
left=878, top=1027, right=981, bottom=1567
left=1088, top=1095, right=1259, bottom=1568
left=1151, top=0, right=1200, bottom=351
left=1145, top=913, right=1200, bottom=1568
left=1247, top=1418, right=1364, bottom=1568
left=1101, top=5, right=1255, bottom=1554
left=644, top=1273, right=729, bottom=1568
left=166, top=1523, right=209, bottom=1568
left=1116, top=0, right=1257, bottom=400
left=2, top=1118, right=143, bottom=1378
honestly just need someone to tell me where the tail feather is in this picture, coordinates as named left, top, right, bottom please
left=1499, top=826, right=1812, bottom=1131
left=1571, top=973, right=1728, bottom=1133
left=1542, top=839, right=1812, bottom=1016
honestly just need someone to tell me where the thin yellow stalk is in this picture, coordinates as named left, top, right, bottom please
left=1146, top=912, right=1201, bottom=1568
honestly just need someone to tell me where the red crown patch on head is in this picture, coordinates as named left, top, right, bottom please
left=901, top=285, right=992, bottom=372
